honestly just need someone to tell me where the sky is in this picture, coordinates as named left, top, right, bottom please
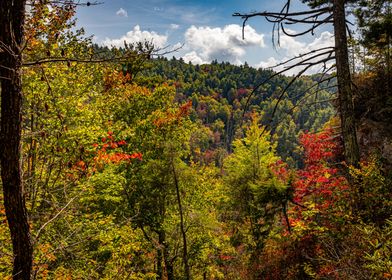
left=75, top=0, right=336, bottom=73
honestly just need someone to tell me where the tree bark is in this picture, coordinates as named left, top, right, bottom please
left=172, top=162, right=190, bottom=279
left=157, top=243, right=163, bottom=280
left=159, top=230, right=174, bottom=280
left=333, top=0, right=360, bottom=168
left=0, top=1, right=33, bottom=279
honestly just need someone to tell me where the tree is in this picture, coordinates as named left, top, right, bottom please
left=0, top=1, right=33, bottom=279
left=356, top=0, right=391, bottom=47
left=332, top=0, right=360, bottom=168
left=224, top=115, right=288, bottom=251
left=233, top=0, right=361, bottom=168
left=356, top=0, right=392, bottom=71
left=0, top=1, right=150, bottom=278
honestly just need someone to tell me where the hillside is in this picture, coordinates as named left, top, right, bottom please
left=137, top=57, right=336, bottom=166
left=0, top=1, right=391, bottom=279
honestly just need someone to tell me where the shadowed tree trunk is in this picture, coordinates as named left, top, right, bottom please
left=0, top=1, right=33, bottom=279
left=333, top=0, right=360, bottom=168
left=157, top=244, right=163, bottom=280
left=159, top=230, right=174, bottom=280
left=172, top=162, right=190, bottom=279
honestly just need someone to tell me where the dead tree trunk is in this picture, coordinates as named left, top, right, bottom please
left=333, top=0, right=360, bottom=168
left=0, top=1, right=33, bottom=279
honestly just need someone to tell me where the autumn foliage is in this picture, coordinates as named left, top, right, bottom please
left=292, top=128, right=349, bottom=220
left=72, top=131, right=142, bottom=175
left=253, top=128, right=353, bottom=279
left=1, top=2, right=390, bottom=276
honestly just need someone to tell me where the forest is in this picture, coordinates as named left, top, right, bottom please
left=0, top=0, right=391, bottom=279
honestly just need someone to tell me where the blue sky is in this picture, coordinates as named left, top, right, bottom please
left=76, top=0, right=335, bottom=72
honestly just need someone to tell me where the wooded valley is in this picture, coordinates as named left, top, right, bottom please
left=0, top=0, right=391, bottom=279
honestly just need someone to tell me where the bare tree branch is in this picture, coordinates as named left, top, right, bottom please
left=22, top=43, right=184, bottom=66
left=34, top=196, right=77, bottom=243
left=241, top=47, right=335, bottom=118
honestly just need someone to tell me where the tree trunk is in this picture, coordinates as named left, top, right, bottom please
left=157, top=244, right=163, bottom=280
left=159, top=230, right=174, bottom=280
left=333, top=0, right=360, bottom=168
left=0, top=1, right=33, bottom=279
left=172, top=162, right=190, bottom=279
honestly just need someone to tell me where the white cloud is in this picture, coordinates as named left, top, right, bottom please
left=257, top=56, right=290, bottom=74
left=257, top=31, right=335, bottom=75
left=278, top=36, right=306, bottom=57
left=116, top=8, right=128, bottom=17
left=279, top=31, right=334, bottom=57
left=307, top=31, right=335, bottom=52
left=258, top=57, right=279, bottom=69
left=183, top=51, right=205, bottom=65
left=170, top=23, right=180, bottom=30
left=182, top=24, right=265, bottom=65
left=102, top=25, right=168, bottom=48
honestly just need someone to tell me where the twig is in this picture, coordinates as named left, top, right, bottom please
left=34, top=196, right=76, bottom=242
